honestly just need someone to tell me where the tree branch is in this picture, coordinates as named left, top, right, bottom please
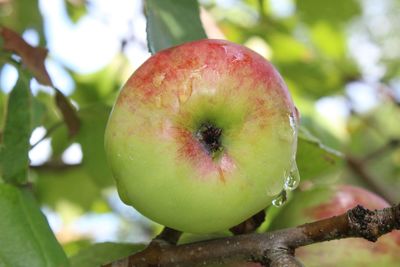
left=103, top=203, right=400, bottom=267
left=30, top=162, right=81, bottom=171
left=364, top=139, right=400, bottom=162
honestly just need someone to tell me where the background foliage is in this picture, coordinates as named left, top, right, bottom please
left=0, top=0, right=400, bottom=266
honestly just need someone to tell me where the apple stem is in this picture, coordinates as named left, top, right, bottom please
left=152, top=227, right=182, bottom=245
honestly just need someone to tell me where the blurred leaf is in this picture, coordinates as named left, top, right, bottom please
left=62, top=239, right=92, bottom=257
left=65, top=0, right=87, bottom=23
left=36, top=91, right=63, bottom=126
left=51, top=124, right=72, bottom=159
left=70, top=242, right=145, bottom=267
left=297, top=126, right=344, bottom=181
left=0, top=26, right=52, bottom=86
left=346, top=103, right=400, bottom=157
left=278, top=62, right=343, bottom=98
left=31, top=95, right=47, bottom=128
left=145, top=0, right=207, bottom=54
left=0, top=0, right=44, bottom=44
left=71, top=58, right=127, bottom=106
left=269, top=33, right=311, bottom=62
left=0, top=183, right=69, bottom=267
left=35, top=166, right=101, bottom=211
left=77, top=104, right=113, bottom=187
left=0, top=71, right=31, bottom=184
left=0, top=91, right=6, bottom=132
left=55, top=89, right=80, bottom=137
left=297, top=0, right=361, bottom=26
left=310, top=22, right=346, bottom=59
left=268, top=186, right=334, bottom=230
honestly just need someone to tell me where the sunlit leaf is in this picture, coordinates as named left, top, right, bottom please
left=297, top=0, right=361, bottom=26
left=0, top=183, right=69, bottom=267
left=145, top=0, right=207, bottom=54
left=269, top=33, right=311, bottom=62
left=311, top=22, right=346, bottom=59
left=65, top=0, right=87, bottom=23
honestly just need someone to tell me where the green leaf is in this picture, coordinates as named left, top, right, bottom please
left=31, top=95, right=47, bottom=128
left=77, top=104, right=113, bottom=187
left=0, top=72, right=32, bottom=184
left=145, top=0, right=207, bottom=54
left=297, top=0, right=361, bottom=26
left=297, top=126, right=344, bottom=181
left=269, top=34, right=310, bottom=63
left=35, top=166, right=101, bottom=211
left=0, top=0, right=45, bottom=44
left=65, top=0, right=88, bottom=23
left=268, top=185, right=334, bottom=230
left=0, top=183, right=69, bottom=267
left=277, top=62, right=343, bottom=98
left=70, top=242, right=145, bottom=267
left=310, top=22, right=346, bottom=60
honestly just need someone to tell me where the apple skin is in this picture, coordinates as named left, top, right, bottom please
left=269, top=185, right=400, bottom=266
left=105, top=39, right=298, bottom=233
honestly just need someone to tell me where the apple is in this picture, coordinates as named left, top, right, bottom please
left=105, top=39, right=299, bottom=233
left=269, top=185, right=400, bottom=266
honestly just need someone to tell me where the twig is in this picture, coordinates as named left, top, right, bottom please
left=30, top=122, right=63, bottom=150
left=364, top=139, right=400, bottom=162
left=30, top=162, right=81, bottom=170
left=102, top=203, right=400, bottom=267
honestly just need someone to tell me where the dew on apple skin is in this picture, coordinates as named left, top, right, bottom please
left=272, top=190, right=287, bottom=207
left=283, top=160, right=300, bottom=191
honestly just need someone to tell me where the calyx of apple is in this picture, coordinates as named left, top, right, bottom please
left=105, top=39, right=299, bottom=233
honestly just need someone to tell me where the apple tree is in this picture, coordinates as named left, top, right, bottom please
left=0, top=0, right=400, bottom=266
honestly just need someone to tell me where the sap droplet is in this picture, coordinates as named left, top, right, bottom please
left=272, top=190, right=287, bottom=207
left=284, top=160, right=300, bottom=191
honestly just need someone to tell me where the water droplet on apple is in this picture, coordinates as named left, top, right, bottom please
left=272, top=190, right=287, bottom=207
left=278, top=113, right=298, bottom=144
left=283, top=160, right=300, bottom=191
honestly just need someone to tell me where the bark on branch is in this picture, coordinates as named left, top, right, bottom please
left=103, top=203, right=400, bottom=267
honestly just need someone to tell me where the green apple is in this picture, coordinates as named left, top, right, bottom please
left=269, top=185, right=400, bottom=266
left=105, top=39, right=298, bottom=233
